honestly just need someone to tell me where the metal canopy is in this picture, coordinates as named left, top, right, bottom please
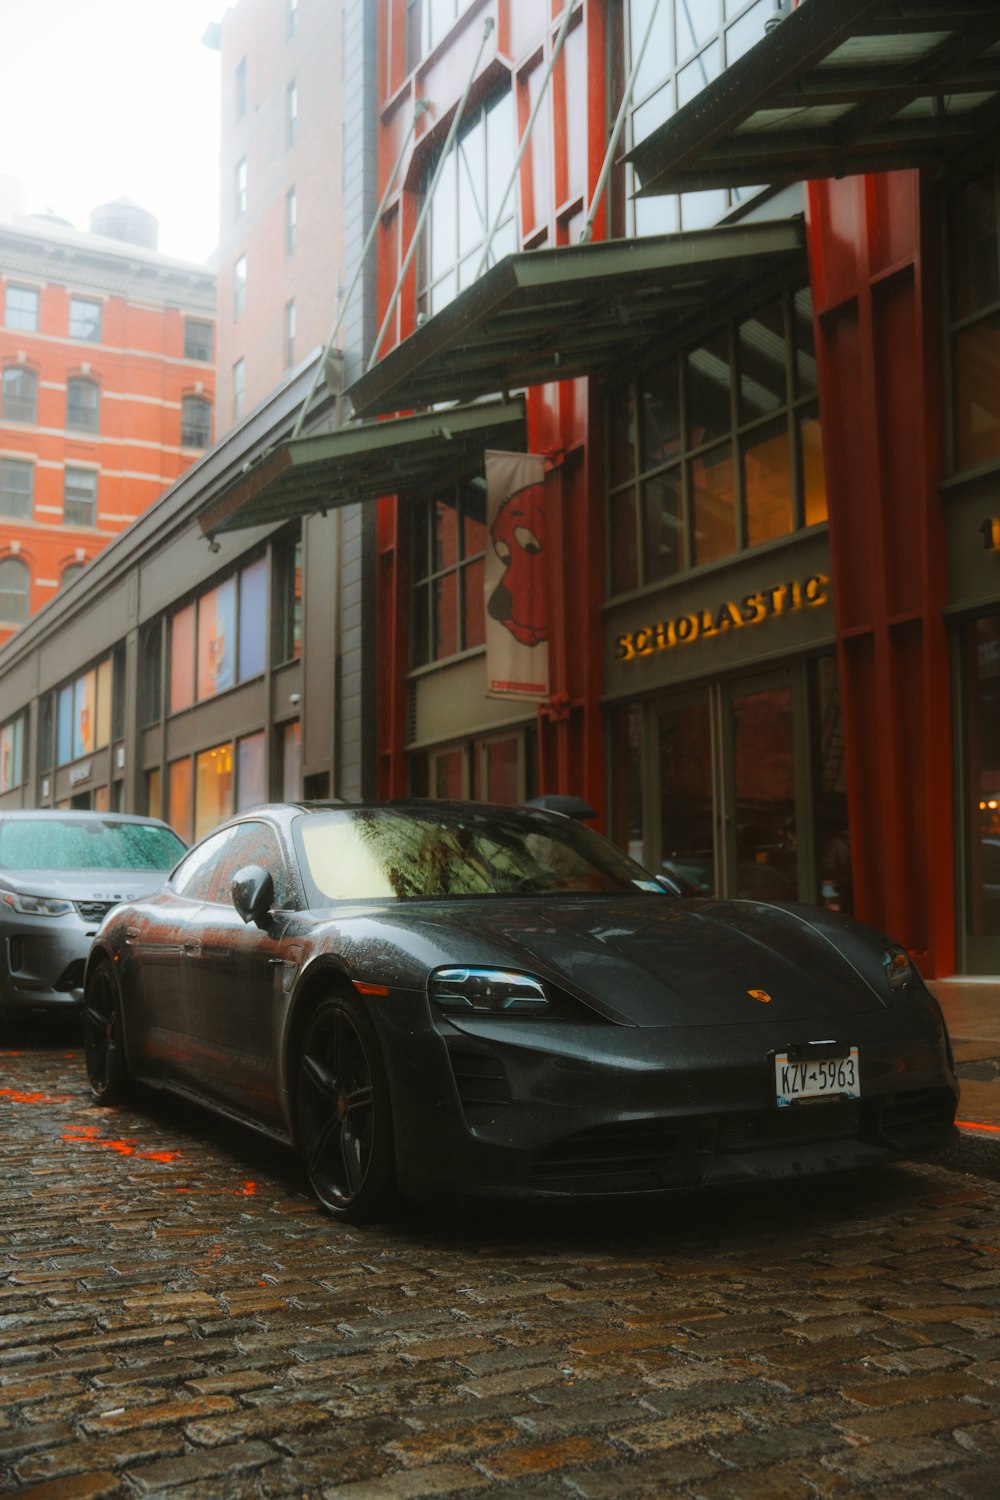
left=628, top=0, right=1000, bottom=198
left=197, top=399, right=525, bottom=536
left=345, top=221, right=806, bottom=419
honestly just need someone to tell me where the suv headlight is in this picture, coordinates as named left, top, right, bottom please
left=1, top=891, right=73, bottom=917
left=882, top=944, right=912, bottom=992
left=429, top=967, right=549, bottom=1015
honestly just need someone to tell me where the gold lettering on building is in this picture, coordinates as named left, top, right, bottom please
left=615, top=573, right=830, bottom=664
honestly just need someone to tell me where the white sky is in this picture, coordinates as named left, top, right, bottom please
left=0, top=0, right=225, bottom=265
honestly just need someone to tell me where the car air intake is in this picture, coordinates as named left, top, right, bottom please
left=871, top=1088, right=956, bottom=1152
left=531, top=1119, right=682, bottom=1179
left=446, top=1045, right=511, bottom=1109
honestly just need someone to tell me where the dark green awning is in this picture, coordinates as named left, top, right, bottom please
left=346, top=220, right=806, bottom=419
left=197, top=399, right=525, bottom=536
left=628, top=0, right=1000, bottom=197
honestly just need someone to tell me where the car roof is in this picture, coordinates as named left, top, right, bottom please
left=0, top=809, right=176, bottom=827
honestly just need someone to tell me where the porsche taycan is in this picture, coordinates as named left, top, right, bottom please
left=82, top=801, right=959, bottom=1220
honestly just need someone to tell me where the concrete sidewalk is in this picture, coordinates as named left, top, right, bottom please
left=929, top=979, right=1000, bottom=1132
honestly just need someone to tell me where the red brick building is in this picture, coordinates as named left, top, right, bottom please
left=0, top=203, right=216, bottom=647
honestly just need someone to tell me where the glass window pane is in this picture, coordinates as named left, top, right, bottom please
left=429, top=149, right=457, bottom=286
left=951, top=171, right=999, bottom=322
left=195, top=743, right=234, bottom=841
left=691, top=441, right=736, bottom=565
left=732, top=687, right=797, bottom=901
left=485, top=91, right=514, bottom=229
left=238, top=558, right=267, bottom=681
left=800, top=410, right=827, bottom=526
left=725, top=0, right=770, bottom=64
left=57, top=685, right=74, bottom=766
left=73, top=671, right=96, bottom=759
left=69, top=297, right=102, bottom=341
left=3, top=367, right=36, bottom=423
left=793, top=288, right=818, bottom=396
left=0, top=458, right=33, bottom=517
left=169, top=758, right=194, bottom=846
left=433, top=494, right=459, bottom=571
left=687, top=332, right=731, bottom=448
left=640, top=360, right=681, bottom=471
left=609, top=385, right=635, bottom=484
left=433, top=572, right=458, bottom=658
left=456, top=117, right=486, bottom=257
left=434, top=747, right=465, bottom=799
left=642, top=469, right=684, bottom=582
left=677, top=0, right=720, bottom=57
left=463, top=556, right=485, bottom=648
left=96, top=658, right=112, bottom=749
left=170, top=603, right=195, bottom=714
left=6, top=285, right=39, bottom=331
left=237, top=731, right=266, bottom=811
left=659, top=696, right=715, bottom=894
left=197, top=578, right=237, bottom=700
left=609, top=490, right=639, bottom=594
left=678, top=41, right=721, bottom=107
left=631, top=0, right=672, bottom=101
left=679, top=187, right=727, bottom=230
left=955, top=314, right=1000, bottom=470
left=744, top=419, right=793, bottom=547
left=965, top=614, right=1000, bottom=936
left=738, top=300, right=786, bottom=423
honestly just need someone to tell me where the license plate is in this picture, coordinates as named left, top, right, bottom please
left=774, top=1048, right=860, bottom=1108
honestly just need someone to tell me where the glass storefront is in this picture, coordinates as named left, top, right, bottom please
left=962, top=614, right=1000, bottom=955
left=611, top=655, right=850, bottom=910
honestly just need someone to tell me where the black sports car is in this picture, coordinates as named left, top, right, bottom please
left=82, top=801, right=959, bottom=1221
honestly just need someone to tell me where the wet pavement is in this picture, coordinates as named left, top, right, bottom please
left=5, top=992, right=1000, bottom=1497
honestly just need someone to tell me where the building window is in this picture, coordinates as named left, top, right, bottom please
left=5, top=284, right=38, bottom=332
left=0, top=558, right=29, bottom=623
left=235, top=56, right=247, bottom=119
left=410, top=728, right=536, bottom=802
left=626, top=0, right=774, bottom=236
left=64, top=467, right=98, bottom=527
left=2, top=366, right=36, bottom=423
left=407, top=0, right=477, bottom=65
left=60, top=562, right=86, bottom=590
left=237, top=731, right=266, bottom=811
left=69, top=296, right=102, bottom=342
left=181, top=394, right=212, bottom=449
left=53, top=658, right=112, bottom=763
left=274, top=530, right=302, bottom=664
left=287, top=79, right=298, bottom=146
left=195, top=743, right=234, bottom=841
left=169, top=756, right=194, bottom=844
left=281, top=720, right=301, bottom=799
left=286, top=187, right=297, bottom=254
left=238, top=556, right=267, bottom=680
left=234, top=255, right=247, bottom=318
left=419, top=89, right=515, bottom=319
left=284, top=300, right=296, bottom=368
left=233, top=357, right=245, bottom=420
left=411, top=478, right=487, bottom=668
left=0, top=458, right=33, bottom=518
left=0, top=716, right=25, bottom=792
left=169, top=557, right=268, bottom=715
left=949, top=162, right=1000, bottom=472
left=235, top=157, right=247, bottom=217
left=66, top=377, right=100, bottom=433
left=184, top=318, right=213, bottom=362
left=607, top=285, right=824, bottom=593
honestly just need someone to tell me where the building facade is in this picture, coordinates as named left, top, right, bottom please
left=210, top=0, right=346, bottom=430
left=0, top=204, right=216, bottom=649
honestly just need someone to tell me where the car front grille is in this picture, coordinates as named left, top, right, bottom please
left=446, top=1043, right=511, bottom=1111
left=74, top=900, right=116, bottom=923
left=531, top=1119, right=685, bottom=1180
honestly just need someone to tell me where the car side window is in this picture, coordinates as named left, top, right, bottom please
left=170, top=828, right=237, bottom=901
left=213, top=820, right=295, bottom=910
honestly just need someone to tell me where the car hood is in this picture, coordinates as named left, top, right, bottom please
left=0, top=869, right=168, bottom=904
left=354, top=895, right=891, bottom=1027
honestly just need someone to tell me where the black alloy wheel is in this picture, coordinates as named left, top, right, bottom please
left=296, top=996, right=395, bottom=1221
left=83, top=960, right=129, bottom=1105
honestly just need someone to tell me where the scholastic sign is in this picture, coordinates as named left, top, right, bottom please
left=484, top=451, right=549, bottom=701
left=615, top=573, right=829, bottom=663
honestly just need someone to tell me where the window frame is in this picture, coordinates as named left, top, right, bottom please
left=181, top=393, right=212, bottom=449
left=946, top=157, right=1000, bottom=476
left=234, top=255, right=247, bottom=319
left=2, top=365, right=37, bottom=423
left=0, top=557, right=30, bottom=624
left=63, top=466, right=98, bottom=527
left=410, top=477, right=488, bottom=668
left=66, top=376, right=100, bottom=433
left=0, top=457, right=34, bottom=519
left=68, top=295, right=102, bottom=342
left=184, top=318, right=214, bottom=362
left=5, top=284, right=39, bottom=332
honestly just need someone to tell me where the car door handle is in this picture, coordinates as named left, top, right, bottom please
left=183, top=942, right=202, bottom=956
left=125, top=926, right=140, bottom=943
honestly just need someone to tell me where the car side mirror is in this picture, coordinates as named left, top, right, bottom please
left=232, top=864, right=275, bottom=928
left=655, top=871, right=697, bottom=898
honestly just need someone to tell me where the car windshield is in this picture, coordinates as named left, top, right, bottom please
left=296, top=805, right=663, bottom=902
left=0, top=819, right=186, bottom=872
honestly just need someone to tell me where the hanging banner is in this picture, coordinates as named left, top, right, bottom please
left=484, top=450, right=549, bottom=701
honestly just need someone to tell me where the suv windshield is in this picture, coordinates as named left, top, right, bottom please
left=296, top=805, right=662, bottom=903
left=0, top=819, right=185, bottom=872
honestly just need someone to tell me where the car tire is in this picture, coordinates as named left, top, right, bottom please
left=295, top=995, right=395, bottom=1222
left=83, top=959, right=130, bottom=1105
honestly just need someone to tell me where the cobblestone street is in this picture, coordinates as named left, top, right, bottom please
left=6, top=1022, right=1000, bottom=1500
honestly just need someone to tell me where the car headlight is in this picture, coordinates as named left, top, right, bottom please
left=429, top=966, right=549, bottom=1016
left=1, top=891, right=73, bottom=917
left=882, top=944, right=912, bottom=992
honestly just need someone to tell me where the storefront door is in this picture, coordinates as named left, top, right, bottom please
left=645, top=661, right=845, bottom=906
left=959, top=614, right=1000, bottom=972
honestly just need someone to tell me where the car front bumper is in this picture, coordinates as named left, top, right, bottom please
left=375, top=988, right=959, bottom=1202
left=0, top=909, right=104, bottom=1012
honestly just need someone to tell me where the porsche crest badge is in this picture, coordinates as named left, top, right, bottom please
left=747, top=989, right=772, bottom=1003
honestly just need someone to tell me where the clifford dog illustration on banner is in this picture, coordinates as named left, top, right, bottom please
left=484, top=450, right=549, bottom=700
